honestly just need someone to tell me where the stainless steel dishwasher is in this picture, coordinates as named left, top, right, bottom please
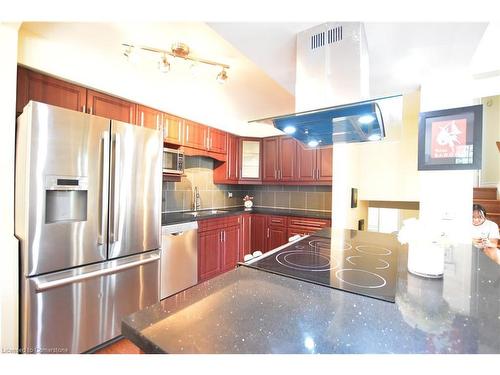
left=161, top=221, right=198, bottom=299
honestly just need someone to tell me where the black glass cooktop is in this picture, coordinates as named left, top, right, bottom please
left=242, top=230, right=400, bottom=303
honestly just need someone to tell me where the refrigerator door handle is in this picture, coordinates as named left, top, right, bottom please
left=98, top=132, right=109, bottom=246
left=110, top=133, right=121, bottom=243
left=34, top=253, right=160, bottom=293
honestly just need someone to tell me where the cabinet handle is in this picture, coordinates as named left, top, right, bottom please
left=82, top=104, right=86, bottom=113
left=267, top=228, right=270, bottom=238
left=186, top=126, right=189, bottom=142
left=164, top=116, right=169, bottom=138
left=274, top=170, right=277, bottom=179
left=223, top=230, right=226, bottom=242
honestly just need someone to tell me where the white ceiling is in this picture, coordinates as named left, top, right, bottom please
left=208, top=22, right=488, bottom=98
left=19, top=22, right=489, bottom=134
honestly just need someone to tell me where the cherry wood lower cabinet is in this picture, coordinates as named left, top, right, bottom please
left=198, top=229, right=222, bottom=282
left=250, top=214, right=267, bottom=253
left=198, top=216, right=241, bottom=282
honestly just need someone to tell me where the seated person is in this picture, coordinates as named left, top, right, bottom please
left=472, top=204, right=499, bottom=250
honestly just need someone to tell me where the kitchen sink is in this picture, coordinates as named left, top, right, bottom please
left=184, top=210, right=228, bottom=217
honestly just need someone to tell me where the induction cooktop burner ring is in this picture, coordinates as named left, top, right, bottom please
left=308, top=239, right=352, bottom=252
left=346, top=255, right=390, bottom=270
left=335, top=268, right=387, bottom=288
left=275, top=250, right=339, bottom=272
left=355, top=245, right=392, bottom=256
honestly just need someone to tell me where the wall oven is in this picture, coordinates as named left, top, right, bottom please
left=163, top=147, right=184, bottom=175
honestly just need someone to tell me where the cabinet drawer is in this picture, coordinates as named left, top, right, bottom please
left=267, top=215, right=286, bottom=227
left=198, top=215, right=241, bottom=232
left=288, top=217, right=330, bottom=229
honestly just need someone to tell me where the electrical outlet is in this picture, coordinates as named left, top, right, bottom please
left=227, top=192, right=233, bottom=198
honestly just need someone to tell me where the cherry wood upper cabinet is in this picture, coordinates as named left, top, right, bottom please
left=86, top=90, right=136, bottom=123
left=163, top=113, right=183, bottom=145
left=213, top=133, right=239, bottom=184
left=184, top=120, right=207, bottom=150
left=17, top=67, right=87, bottom=114
left=317, top=147, right=333, bottom=181
left=279, top=137, right=298, bottom=181
left=207, top=128, right=227, bottom=154
left=239, top=138, right=262, bottom=183
left=136, top=104, right=162, bottom=130
left=262, top=137, right=279, bottom=182
left=296, top=142, right=317, bottom=182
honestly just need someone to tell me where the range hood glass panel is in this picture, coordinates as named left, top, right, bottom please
left=272, top=101, right=385, bottom=147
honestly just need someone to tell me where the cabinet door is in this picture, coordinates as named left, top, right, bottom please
left=240, top=214, right=251, bottom=261
left=239, top=139, right=261, bottom=181
left=250, top=214, right=267, bottom=252
left=198, top=230, right=221, bottom=282
left=136, top=104, right=162, bottom=130
left=163, top=113, right=183, bottom=145
left=267, top=226, right=288, bottom=252
left=214, top=134, right=239, bottom=184
left=262, top=137, right=279, bottom=182
left=317, top=147, right=333, bottom=181
left=86, top=89, right=136, bottom=123
left=221, top=225, right=240, bottom=272
left=227, top=134, right=239, bottom=181
left=279, top=137, right=297, bottom=181
left=208, top=128, right=227, bottom=154
left=17, top=67, right=87, bottom=114
left=296, top=142, right=317, bottom=182
left=184, top=120, right=207, bottom=150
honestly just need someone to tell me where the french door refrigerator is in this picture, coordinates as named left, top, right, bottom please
left=15, top=101, right=162, bottom=353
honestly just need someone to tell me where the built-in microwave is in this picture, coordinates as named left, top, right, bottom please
left=163, top=147, right=184, bottom=175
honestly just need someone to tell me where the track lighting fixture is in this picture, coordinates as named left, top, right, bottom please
left=122, top=42, right=230, bottom=82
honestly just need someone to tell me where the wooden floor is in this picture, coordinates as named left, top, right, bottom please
left=94, top=338, right=144, bottom=354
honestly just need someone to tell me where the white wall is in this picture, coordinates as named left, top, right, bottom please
left=357, top=92, right=420, bottom=202
left=480, top=96, right=500, bottom=191
left=0, top=22, right=20, bottom=353
left=419, top=70, right=476, bottom=243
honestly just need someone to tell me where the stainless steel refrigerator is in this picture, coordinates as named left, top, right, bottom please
left=15, top=101, right=162, bottom=353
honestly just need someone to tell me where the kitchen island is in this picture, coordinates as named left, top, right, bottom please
left=122, top=229, right=500, bottom=354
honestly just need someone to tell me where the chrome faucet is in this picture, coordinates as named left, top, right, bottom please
left=193, top=186, right=201, bottom=211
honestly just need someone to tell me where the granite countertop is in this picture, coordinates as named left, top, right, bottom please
left=162, top=206, right=332, bottom=226
left=122, top=229, right=500, bottom=354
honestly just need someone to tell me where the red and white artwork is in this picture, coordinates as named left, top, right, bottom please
left=430, top=118, right=467, bottom=158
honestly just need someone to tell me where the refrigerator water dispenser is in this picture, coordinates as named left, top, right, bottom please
left=45, top=176, right=88, bottom=223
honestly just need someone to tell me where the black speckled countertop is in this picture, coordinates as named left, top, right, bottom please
left=122, top=230, right=500, bottom=354
left=162, top=206, right=331, bottom=226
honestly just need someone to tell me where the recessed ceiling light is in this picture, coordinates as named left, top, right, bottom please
left=308, top=140, right=319, bottom=147
left=283, top=126, right=296, bottom=134
left=358, top=115, right=375, bottom=124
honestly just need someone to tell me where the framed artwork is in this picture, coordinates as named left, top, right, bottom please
left=418, top=104, right=482, bottom=170
left=351, top=188, right=358, bottom=208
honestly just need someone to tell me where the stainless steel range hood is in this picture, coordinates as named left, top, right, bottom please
left=250, top=22, right=401, bottom=147
left=254, top=95, right=403, bottom=147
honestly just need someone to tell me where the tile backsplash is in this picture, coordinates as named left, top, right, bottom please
left=162, top=156, right=332, bottom=213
